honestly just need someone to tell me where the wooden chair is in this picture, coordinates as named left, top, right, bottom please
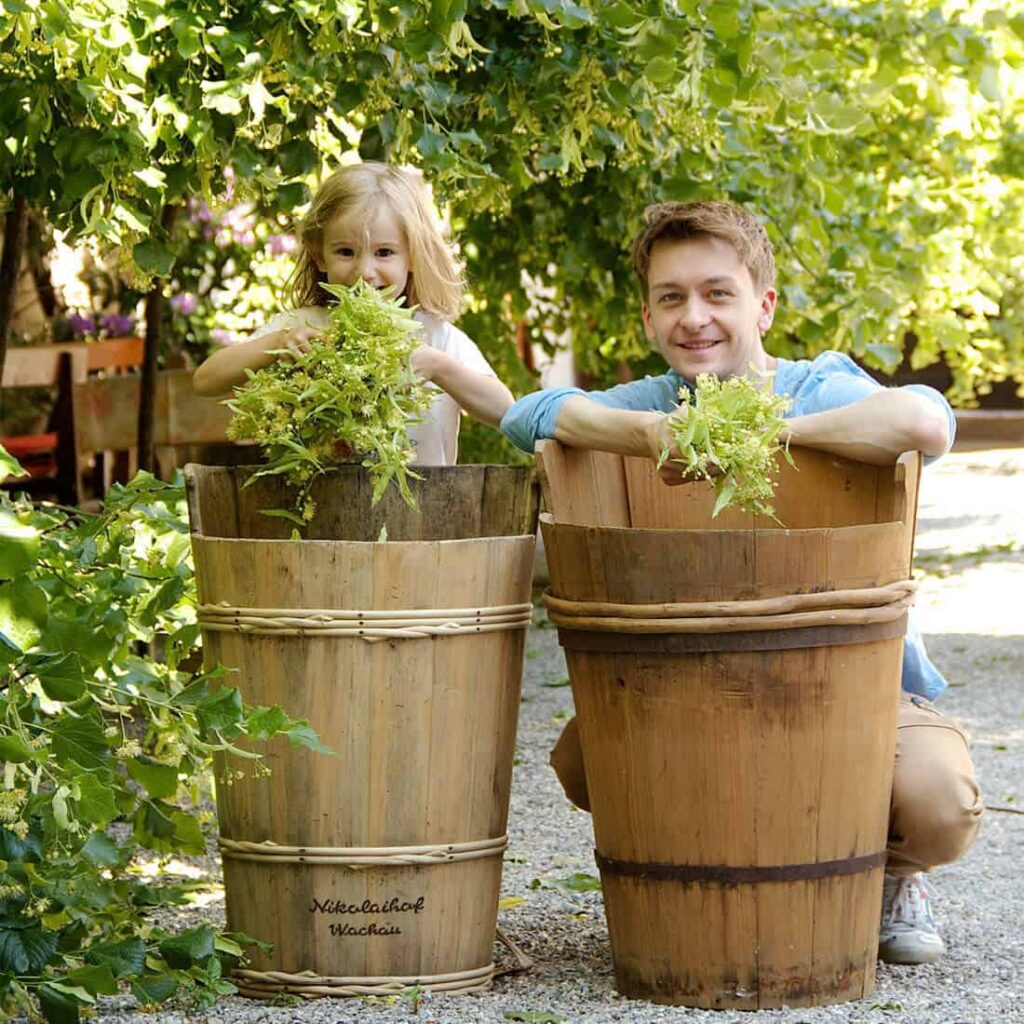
left=1, top=346, right=89, bottom=504
left=73, top=369, right=248, bottom=491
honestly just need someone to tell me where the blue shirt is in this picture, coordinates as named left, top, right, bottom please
left=501, top=351, right=955, bottom=700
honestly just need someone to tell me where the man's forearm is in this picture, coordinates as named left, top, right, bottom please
left=782, top=390, right=951, bottom=464
left=554, top=395, right=665, bottom=460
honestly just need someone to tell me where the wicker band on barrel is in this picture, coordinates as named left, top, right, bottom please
left=595, top=849, right=887, bottom=885
left=197, top=602, right=533, bottom=641
left=233, top=962, right=494, bottom=998
left=543, top=579, right=915, bottom=635
left=218, top=834, right=507, bottom=866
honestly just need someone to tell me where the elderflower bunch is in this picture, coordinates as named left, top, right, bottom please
left=660, top=373, right=793, bottom=519
left=227, top=280, right=435, bottom=525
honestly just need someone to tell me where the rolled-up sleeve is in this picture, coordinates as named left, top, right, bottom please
left=500, top=388, right=588, bottom=454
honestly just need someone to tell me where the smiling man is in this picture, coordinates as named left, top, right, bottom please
left=501, top=200, right=983, bottom=966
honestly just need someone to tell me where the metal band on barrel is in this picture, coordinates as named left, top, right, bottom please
left=218, top=834, right=507, bottom=866
left=595, top=849, right=887, bottom=885
left=197, top=602, right=532, bottom=641
left=233, top=962, right=494, bottom=998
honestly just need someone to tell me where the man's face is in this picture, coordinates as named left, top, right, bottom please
left=642, top=234, right=777, bottom=382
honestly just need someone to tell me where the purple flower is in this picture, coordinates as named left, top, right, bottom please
left=100, top=313, right=136, bottom=336
left=267, top=233, right=298, bottom=256
left=170, top=293, right=199, bottom=316
left=188, top=198, right=213, bottom=224
left=67, top=312, right=96, bottom=338
left=211, top=328, right=237, bottom=346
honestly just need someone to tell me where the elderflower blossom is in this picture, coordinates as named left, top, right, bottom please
left=0, top=790, right=25, bottom=822
left=662, top=374, right=792, bottom=520
left=226, top=280, right=434, bottom=526
left=116, top=739, right=143, bottom=759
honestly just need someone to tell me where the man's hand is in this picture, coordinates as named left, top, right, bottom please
left=642, top=405, right=721, bottom=487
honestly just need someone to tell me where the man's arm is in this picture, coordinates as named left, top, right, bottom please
left=554, top=395, right=665, bottom=458
left=780, top=388, right=951, bottom=465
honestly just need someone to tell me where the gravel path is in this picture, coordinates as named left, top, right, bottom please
left=88, top=449, right=1024, bottom=1024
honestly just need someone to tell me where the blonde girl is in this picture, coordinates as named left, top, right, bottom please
left=193, top=163, right=513, bottom=465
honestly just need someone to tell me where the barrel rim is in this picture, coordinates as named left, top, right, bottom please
left=538, top=511, right=907, bottom=537
left=188, top=532, right=539, bottom=546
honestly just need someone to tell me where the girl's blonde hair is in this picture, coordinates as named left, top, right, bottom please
left=290, top=162, right=464, bottom=319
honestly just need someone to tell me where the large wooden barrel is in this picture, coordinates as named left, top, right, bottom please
left=537, top=443, right=920, bottom=1010
left=185, top=465, right=539, bottom=998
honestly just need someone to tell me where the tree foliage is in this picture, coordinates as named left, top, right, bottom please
left=4, top=0, right=1023, bottom=407
left=0, top=464, right=321, bottom=1021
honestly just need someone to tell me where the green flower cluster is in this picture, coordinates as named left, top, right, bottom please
left=226, top=281, right=434, bottom=524
left=661, top=374, right=793, bottom=520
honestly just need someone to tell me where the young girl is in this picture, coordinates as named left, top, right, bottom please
left=193, top=162, right=513, bottom=465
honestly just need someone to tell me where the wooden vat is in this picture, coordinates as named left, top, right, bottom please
left=186, top=465, right=539, bottom=998
left=537, top=443, right=920, bottom=1009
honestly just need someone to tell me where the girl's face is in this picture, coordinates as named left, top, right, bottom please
left=315, top=205, right=410, bottom=297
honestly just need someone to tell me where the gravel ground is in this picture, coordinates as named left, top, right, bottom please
left=85, top=449, right=1024, bottom=1024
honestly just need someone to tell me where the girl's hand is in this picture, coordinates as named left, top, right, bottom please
left=410, top=345, right=439, bottom=382
left=275, top=326, right=319, bottom=360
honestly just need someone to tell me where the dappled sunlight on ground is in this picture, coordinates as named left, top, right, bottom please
left=914, top=449, right=1024, bottom=638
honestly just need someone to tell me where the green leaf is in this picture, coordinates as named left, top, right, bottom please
left=601, top=2, right=643, bottom=29
left=73, top=774, right=119, bottom=827
left=643, top=56, right=677, bottom=84
left=0, top=510, right=39, bottom=579
left=131, top=972, right=180, bottom=1004
left=978, top=64, right=1000, bottom=103
left=0, top=924, right=59, bottom=973
left=245, top=705, right=290, bottom=739
left=171, top=809, right=206, bottom=855
left=27, top=652, right=87, bottom=702
left=0, top=827, right=41, bottom=862
left=195, top=686, right=245, bottom=735
left=278, top=138, right=318, bottom=179
left=81, top=831, right=121, bottom=867
left=286, top=723, right=333, bottom=754
left=132, top=239, right=176, bottom=277
left=133, top=800, right=177, bottom=844
left=158, top=924, right=216, bottom=969
left=126, top=756, right=179, bottom=799
left=66, top=963, right=119, bottom=996
left=554, top=872, right=602, bottom=892
left=711, top=476, right=738, bottom=518
left=0, top=733, right=37, bottom=763
left=51, top=713, right=111, bottom=772
left=0, top=578, right=48, bottom=661
left=416, top=124, right=446, bottom=158
left=37, top=982, right=85, bottom=1024
left=0, top=446, right=28, bottom=484
left=85, top=936, right=146, bottom=978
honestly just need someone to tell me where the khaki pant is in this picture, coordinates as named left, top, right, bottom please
left=550, top=694, right=983, bottom=875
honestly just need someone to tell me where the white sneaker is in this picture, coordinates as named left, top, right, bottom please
left=878, top=872, right=946, bottom=965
